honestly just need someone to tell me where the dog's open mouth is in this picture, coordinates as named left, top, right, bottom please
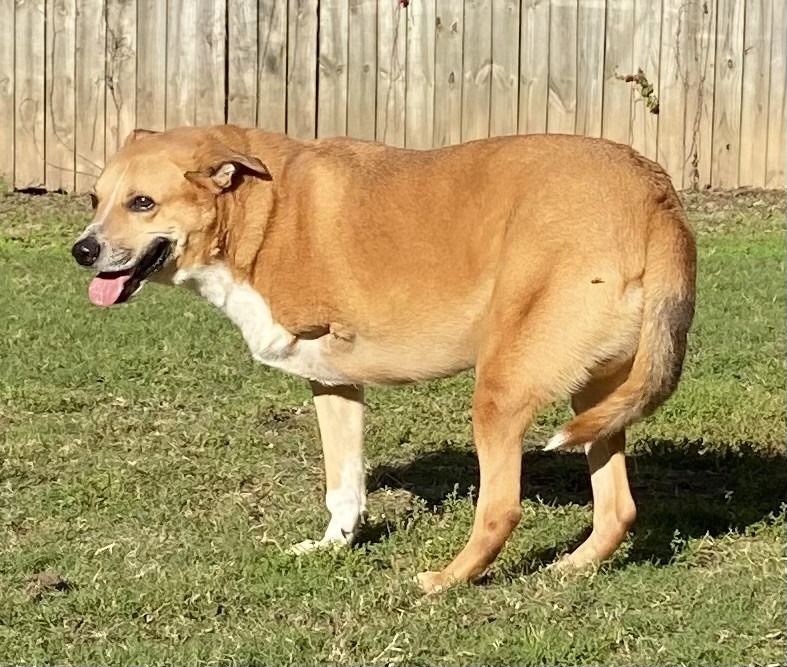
left=88, top=238, right=171, bottom=307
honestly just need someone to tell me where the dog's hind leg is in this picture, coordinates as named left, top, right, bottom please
left=553, top=371, right=637, bottom=570
left=415, top=378, right=536, bottom=592
left=416, top=280, right=593, bottom=592
left=288, top=382, right=366, bottom=554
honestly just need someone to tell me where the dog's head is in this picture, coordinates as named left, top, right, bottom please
left=71, top=127, right=270, bottom=307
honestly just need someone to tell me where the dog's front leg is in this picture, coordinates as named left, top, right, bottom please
left=289, top=382, right=366, bottom=554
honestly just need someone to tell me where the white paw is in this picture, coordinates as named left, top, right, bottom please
left=286, top=536, right=351, bottom=556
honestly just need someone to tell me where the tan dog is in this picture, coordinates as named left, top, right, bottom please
left=71, top=125, right=696, bottom=593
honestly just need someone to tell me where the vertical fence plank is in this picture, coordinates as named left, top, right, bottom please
left=75, top=0, right=105, bottom=192
left=712, top=0, right=744, bottom=187
left=405, top=0, right=435, bottom=147
left=136, top=0, right=167, bottom=131
left=377, top=0, right=406, bottom=146
left=576, top=0, right=605, bottom=138
left=696, top=0, right=718, bottom=188
left=631, top=0, right=660, bottom=159
left=603, top=0, right=634, bottom=145
left=347, top=0, right=377, bottom=140
left=318, top=0, right=349, bottom=138
left=258, top=0, right=288, bottom=132
left=548, top=0, right=577, bottom=134
left=195, top=0, right=225, bottom=126
left=462, top=0, right=492, bottom=141
left=739, top=0, right=772, bottom=186
left=490, top=0, right=519, bottom=136
left=518, top=0, right=549, bottom=133
left=288, top=0, right=319, bottom=139
left=765, top=0, right=785, bottom=188
left=682, top=0, right=717, bottom=189
left=15, top=0, right=45, bottom=189
left=0, top=0, right=13, bottom=182
left=433, top=0, right=463, bottom=146
left=166, top=0, right=197, bottom=128
left=105, top=0, right=137, bottom=155
left=228, top=0, right=257, bottom=126
left=45, top=0, right=76, bottom=191
left=657, top=0, right=684, bottom=184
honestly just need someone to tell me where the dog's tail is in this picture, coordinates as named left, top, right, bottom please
left=546, top=200, right=697, bottom=451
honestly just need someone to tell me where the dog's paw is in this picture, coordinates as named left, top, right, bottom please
left=286, top=539, right=321, bottom=556
left=415, top=570, right=453, bottom=594
left=546, top=554, right=597, bottom=577
left=286, top=537, right=348, bottom=556
left=545, top=556, right=572, bottom=573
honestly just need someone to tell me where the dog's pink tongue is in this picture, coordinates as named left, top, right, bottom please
left=88, top=272, right=132, bottom=307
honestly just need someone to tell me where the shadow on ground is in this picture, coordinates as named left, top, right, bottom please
left=363, top=440, right=787, bottom=569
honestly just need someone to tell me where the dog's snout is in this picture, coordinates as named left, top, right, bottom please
left=71, top=236, right=101, bottom=267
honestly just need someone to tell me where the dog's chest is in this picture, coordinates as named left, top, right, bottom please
left=172, top=264, right=353, bottom=385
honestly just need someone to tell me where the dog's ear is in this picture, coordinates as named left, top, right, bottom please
left=185, top=146, right=271, bottom=193
left=123, top=128, right=159, bottom=147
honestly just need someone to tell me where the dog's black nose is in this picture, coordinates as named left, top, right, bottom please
left=71, top=236, right=101, bottom=266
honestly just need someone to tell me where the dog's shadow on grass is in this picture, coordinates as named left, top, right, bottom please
left=362, top=439, right=786, bottom=567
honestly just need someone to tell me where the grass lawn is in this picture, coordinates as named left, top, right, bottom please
left=0, top=185, right=784, bottom=666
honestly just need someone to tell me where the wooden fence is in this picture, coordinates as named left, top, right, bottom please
left=0, top=0, right=784, bottom=193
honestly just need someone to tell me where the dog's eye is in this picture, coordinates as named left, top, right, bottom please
left=88, top=193, right=98, bottom=210
left=127, top=195, right=156, bottom=212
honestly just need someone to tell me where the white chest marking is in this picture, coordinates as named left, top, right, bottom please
left=173, top=264, right=352, bottom=385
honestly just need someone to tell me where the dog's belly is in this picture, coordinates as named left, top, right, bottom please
left=253, top=333, right=474, bottom=386
left=245, top=323, right=477, bottom=386
left=320, top=332, right=477, bottom=385
left=260, top=333, right=474, bottom=386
